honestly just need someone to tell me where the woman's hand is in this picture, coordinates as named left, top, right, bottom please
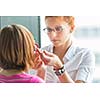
left=36, top=48, right=63, bottom=70
left=43, top=50, right=63, bottom=69
left=33, top=50, right=46, bottom=70
left=33, top=44, right=63, bottom=70
left=33, top=47, right=46, bottom=80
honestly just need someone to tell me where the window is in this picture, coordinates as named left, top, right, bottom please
left=0, top=16, right=41, bottom=45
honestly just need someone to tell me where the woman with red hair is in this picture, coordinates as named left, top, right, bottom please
left=35, top=16, right=95, bottom=83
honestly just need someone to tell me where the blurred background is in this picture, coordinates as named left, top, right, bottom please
left=0, top=16, right=100, bottom=83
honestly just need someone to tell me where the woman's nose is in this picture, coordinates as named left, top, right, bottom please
left=50, top=31, right=57, bottom=38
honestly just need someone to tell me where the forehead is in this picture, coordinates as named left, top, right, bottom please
left=45, top=17, right=67, bottom=28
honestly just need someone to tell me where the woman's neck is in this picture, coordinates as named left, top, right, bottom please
left=53, top=40, right=72, bottom=63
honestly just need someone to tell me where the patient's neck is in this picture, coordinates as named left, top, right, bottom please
left=0, top=69, right=25, bottom=76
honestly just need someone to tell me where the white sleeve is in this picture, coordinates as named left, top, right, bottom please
left=75, top=50, right=95, bottom=82
left=45, top=66, right=60, bottom=83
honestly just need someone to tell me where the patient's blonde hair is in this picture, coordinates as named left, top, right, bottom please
left=0, top=24, right=35, bottom=71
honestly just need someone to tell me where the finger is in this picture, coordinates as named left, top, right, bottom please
left=36, top=48, right=43, bottom=54
left=41, top=53, right=51, bottom=64
left=36, top=61, right=43, bottom=68
left=33, top=43, right=40, bottom=55
left=35, top=43, right=39, bottom=48
left=34, top=61, right=43, bottom=69
left=34, top=51, right=40, bottom=58
left=34, top=56, right=42, bottom=65
left=34, top=43, right=39, bottom=50
left=43, top=50, right=54, bottom=57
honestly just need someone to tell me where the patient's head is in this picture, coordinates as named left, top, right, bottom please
left=0, top=24, right=35, bottom=71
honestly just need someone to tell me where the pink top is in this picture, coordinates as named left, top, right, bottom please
left=0, top=73, right=44, bottom=83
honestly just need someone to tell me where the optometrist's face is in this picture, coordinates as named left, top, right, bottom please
left=45, top=17, right=72, bottom=47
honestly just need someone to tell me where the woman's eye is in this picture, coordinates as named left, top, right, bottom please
left=55, top=26, right=63, bottom=32
left=47, top=28, right=53, bottom=32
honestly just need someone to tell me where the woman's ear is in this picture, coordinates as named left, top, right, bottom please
left=70, top=25, right=75, bottom=33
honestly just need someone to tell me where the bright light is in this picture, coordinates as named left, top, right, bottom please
left=75, top=16, right=100, bottom=27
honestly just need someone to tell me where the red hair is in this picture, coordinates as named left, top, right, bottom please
left=45, top=16, right=75, bottom=32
